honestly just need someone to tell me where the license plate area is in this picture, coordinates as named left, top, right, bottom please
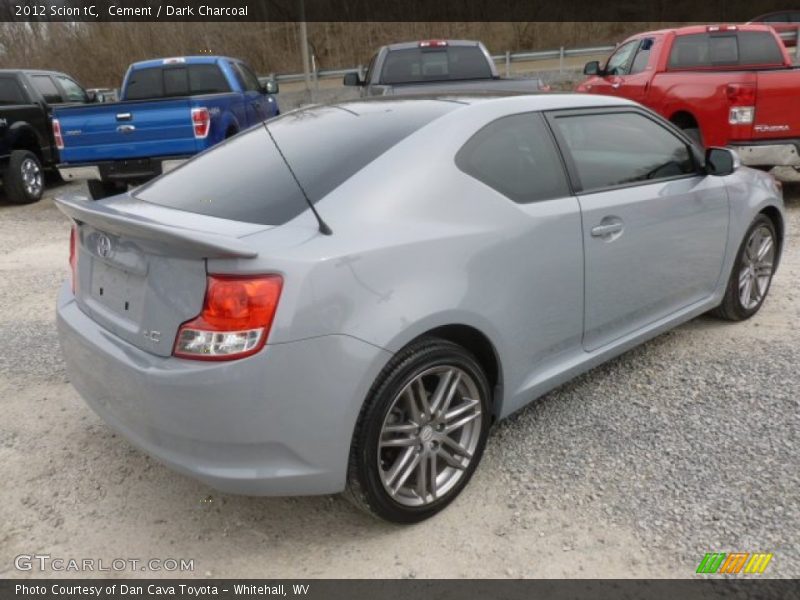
left=89, top=259, right=146, bottom=322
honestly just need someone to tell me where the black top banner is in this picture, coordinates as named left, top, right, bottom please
left=0, top=0, right=798, bottom=22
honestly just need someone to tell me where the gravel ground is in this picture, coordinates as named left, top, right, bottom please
left=0, top=180, right=797, bottom=579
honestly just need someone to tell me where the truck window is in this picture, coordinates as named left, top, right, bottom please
left=630, top=38, right=654, bottom=74
left=126, top=64, right=231, bottom=100
left=456, top=112, right=569, bottom=204
left=234, top=63, right=262, bottom=92
left=0, top=78, right=26, bottom=105
left=380, top=46, right=492, bottom=84
left=669, top=32, right=784, bottom=68
left=30, top=75, right=62, bottom=103
left=134, top=100, right=457, bottom=225
left=605, top=40, right=639, bottom=75
left=54, top=75, right=88, bottom=102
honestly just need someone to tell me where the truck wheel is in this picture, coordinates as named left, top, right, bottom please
left=3, top=150, right=44, bottom=204
left=87, top=180, right=126, bottom=201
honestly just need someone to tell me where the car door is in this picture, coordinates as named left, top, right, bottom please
left=235, top=62, right=274, bottom=122
left=613, top=37, right=658, bottom=104
left=547, top=108, right=729, bottom=352
left=454, top=111, right=584, bottom=413
left=583, top=39, right=639, bottom=96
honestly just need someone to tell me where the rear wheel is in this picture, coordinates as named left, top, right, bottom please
left=87, top=180, right=126, bottom=201
left=4, top=150, right=44, bottom=204
left=345, top=337, right=491, bottom=523
left=712, top=215, right=777, bottom=321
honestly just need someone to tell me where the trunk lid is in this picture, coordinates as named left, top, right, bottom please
left=57, top=194, right=267, bottom=357
left=54, top=99, right=199, bottom=163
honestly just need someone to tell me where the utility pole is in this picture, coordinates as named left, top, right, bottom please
left=299, top=0, right=311, bottom=94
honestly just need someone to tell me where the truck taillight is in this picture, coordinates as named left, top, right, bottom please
left=191, top=107, right=210, bottom=139
left=727, top=83, right=756, bottom=125
left=707, top=25, right=738, bottom=32
left=173, top=275, right=283, bottom=361
left=53, top=118, right=64, bottom=150
left=69, top=225, right=77, bottom=293
left=419, top=40, right=448, bottom=48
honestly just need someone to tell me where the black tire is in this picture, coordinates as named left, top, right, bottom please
left=711, top=214, right=777, bottom=321
left=345, top=336, right=492, bottom=523
left=87, top=180, right=126, bottom=201
left=3, top=150, right=44, bottom=204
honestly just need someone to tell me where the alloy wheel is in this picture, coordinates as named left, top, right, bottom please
left=21, top=157, right=43, bottom=198
left=739, top=224, right=775, bottom=310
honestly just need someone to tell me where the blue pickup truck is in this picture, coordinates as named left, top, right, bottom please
left=54, top=56, right=279, bottom=199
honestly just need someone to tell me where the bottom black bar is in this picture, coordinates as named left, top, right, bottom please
left=1, top=579, right=798, bottom=600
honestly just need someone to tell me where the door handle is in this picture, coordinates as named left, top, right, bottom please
left=116, top=124, right=135, bottom=134
left=591, top=221, right=624, bottom=238
left=611, top=82, right=621, bottom=89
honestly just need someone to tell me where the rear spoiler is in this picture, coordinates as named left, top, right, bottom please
left=55, top=194, right=259, bottom=259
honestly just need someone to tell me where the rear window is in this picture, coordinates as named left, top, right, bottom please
left=668, top=31, right=784, bottom=68
left=0, top=78, right=26, bottom=105
left=125, top=64, right=230, bottom=100
left=134, top=100, right=456, bottom=225
left=381, top=46, right=493, bottom=84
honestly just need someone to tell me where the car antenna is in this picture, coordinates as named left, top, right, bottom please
left=262, top=122, right=332, bottom=236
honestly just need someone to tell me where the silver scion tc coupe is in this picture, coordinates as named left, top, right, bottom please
left=56, top=94, right=785, bottom=523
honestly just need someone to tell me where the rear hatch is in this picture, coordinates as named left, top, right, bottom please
left=57, top=194, right=267, bottom=357
left=752, top=70, right=800, bottom=140
left=54, top=99, right=199, bottom=163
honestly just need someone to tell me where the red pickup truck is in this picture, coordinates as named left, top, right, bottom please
left=577, top=24, right=800, bottom=181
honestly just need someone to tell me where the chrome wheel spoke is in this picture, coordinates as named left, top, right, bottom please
left=378, top=365, right=483, bottom=507
left=738, top=225, right=775, bottom=310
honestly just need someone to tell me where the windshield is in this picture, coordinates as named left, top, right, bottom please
left=134, top=100, right=457, bottom=225
left=381, top=46, right=493, bottom=84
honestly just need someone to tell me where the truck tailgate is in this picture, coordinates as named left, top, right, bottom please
left=753, top=70, right=800, bottom=140
left=55, top=98, right=199, bottom=163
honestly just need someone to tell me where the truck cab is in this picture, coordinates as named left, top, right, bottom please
left=54, top=56, right=279, bottom=199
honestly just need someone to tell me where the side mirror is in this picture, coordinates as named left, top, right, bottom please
left=705, top=147, right=740, bottom=176
left=262, top=79, right=279, bottom=95
left=343, top=72, right=363, bottom=87
left=583, top=61, right=601, bottom=76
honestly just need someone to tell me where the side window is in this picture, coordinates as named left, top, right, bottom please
left=605, top=40, right=639, bottom=75
left=228, top=61, right=247, bottom=90
left=54, top=75, right=88, bottom=102
left=235, top=63, right=261, bottom=92
left=0, top=77, right=26, bottom=105
left=456, top=112, right=570, bottom=204
left=30, top=75, right=62, bottom=103
left=630, top=38, right=654, bottom=74
left=364, top=53, right=378, bottom=83
left=552, top=112, right=696, bottom=192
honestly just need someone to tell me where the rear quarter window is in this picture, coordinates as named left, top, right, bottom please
left=134, top=101, right=456, bottom=225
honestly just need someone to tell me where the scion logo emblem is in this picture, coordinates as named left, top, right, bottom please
left=96, top=234, right=112, bottom=258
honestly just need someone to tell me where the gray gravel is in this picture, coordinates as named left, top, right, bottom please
left=0, top=180, right=797, bottom=579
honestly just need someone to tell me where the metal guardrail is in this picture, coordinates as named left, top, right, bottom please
left=262, top=44, right=617, bottom=85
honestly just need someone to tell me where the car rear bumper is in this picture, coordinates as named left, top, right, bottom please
left=730, top=141, right=800, bottom=167
left=56, top=282, right=391, bottom=496
left=58, top=156, right=191, bottom=184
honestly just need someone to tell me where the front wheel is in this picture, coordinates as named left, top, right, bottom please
left=345, top=337, right=491, bottom=523
left=712, top=214, right=777, bottom=321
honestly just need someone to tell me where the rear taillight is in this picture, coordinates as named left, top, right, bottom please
left=727, top=83, right=756, bottom=125
left=173, top=275, right=283, bottom=361
left=191, top=107, right=210, bottom=139
left=69, top=225, right=77, bottom=293
left=53, top=118, right=64, bottom=150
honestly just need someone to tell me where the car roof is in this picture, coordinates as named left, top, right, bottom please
left=626, top=23, right=776, bottom=38
left=317, top=93, right=636, bottom=114
left=129, top=56, right=239, bottom=69
left=383, top=39, right=482, bottom=51
left=0, top=69, right=68, bottom=77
